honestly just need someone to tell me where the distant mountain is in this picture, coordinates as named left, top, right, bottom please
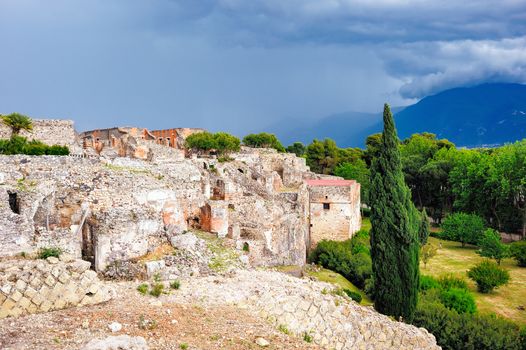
left=390, top=83, right=526, bottom=147
left=273, top=107, right=405, bottom=148
left=273, top=83, right=526, bottom=148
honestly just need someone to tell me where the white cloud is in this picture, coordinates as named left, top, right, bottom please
left=381, top=37, right=526, bottom=98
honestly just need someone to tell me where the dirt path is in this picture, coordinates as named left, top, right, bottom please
left=0, top=280, right=320, bottom=350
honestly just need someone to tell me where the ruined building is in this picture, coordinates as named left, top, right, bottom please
left=0, top=120, right=361, bottom=271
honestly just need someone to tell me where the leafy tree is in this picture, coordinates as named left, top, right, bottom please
left=214, top=132, right=241, bottom=155
left=285, top=142, right=306, bottom=156
left=305, top=138, right=340, bottom=174
left=185, top=131, right=240, bottom=156
left=477, top=229, right=509, bottom=265
left=334, top=159, right=370, bottom=204
left=242, top=132, right=285, bottom=152
left=369, top=104, right=420, bottom=322
left=467, top=260, right=510, bottom=293
left=420, top=242, right=437, bottom=269
left=1, top=112, right=33, bottom=136
left=440, top=213, right=485, bottom=247
left=510, top=240, right=526, bottom=267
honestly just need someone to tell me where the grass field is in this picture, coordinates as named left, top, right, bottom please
left=423, top=236, right=526, bottom=324
left=306, top=268, right=373, bottom=306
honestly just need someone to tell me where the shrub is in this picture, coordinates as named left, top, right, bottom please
left=440, top=213, right=485, bottom=247
left=510, top=240, right=526, bottom=267
left=170, top=280, right=181, bottom=290
left=437, top=274, right=468, bottom=291
left=242, top=132, right=285, bottom=152
left=137, top=283, right=149, bottom=295
left=38, top=247, right=62, bottom=259
left=439, top=287, right=477, bottom=314
left=180, top=343, right=188, bottom=350
left=419, top=275, right=440, bottom=291
left=149, top=283, right=164, bottom=297
left=0, top=135, right=70, bottom=156
left=468, top=260, right=510, bottom=293
left=309, top=239, right=372, bottom=289
left=477, top=228, right=509, bottom=264
left=343, top=289, right=362, bottom=303
left=350, top=229, right=370, bottom=255
left=413, top=300, right=524, bottom=350
left=46, top=144, right=70, bottom=155
left=420, top=243, right=438, bottom=268
left=303, top=332, right=313, bottom=343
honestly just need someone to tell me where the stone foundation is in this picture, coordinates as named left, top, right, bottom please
left=0, top=257, right=113, bottom=319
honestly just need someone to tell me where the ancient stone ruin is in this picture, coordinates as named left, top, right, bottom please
left=0, top=120, right=440, bottom=349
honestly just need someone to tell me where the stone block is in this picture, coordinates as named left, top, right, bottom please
left=47, top=257, right=59, bottom=264
left=71, top=260, right=92, bottom=273
left=15, top=279, right=27, bottom=292
left=31, top=293, right=44, bottom=306
left=18, top=297, right=31, bottom=310
left=145, top=260, right=165, bottom=278
left=58, top=272, right=71, bottom=284
left=40, top=300, right=53, bottom=312
left=10, top=290, right=23, bottom=302
left=44, top=275, right=55, bottom=287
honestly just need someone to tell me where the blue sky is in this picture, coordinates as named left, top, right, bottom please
left=1, top=0, right=525, bottom=134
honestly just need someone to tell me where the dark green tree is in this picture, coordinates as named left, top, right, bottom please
left=242, top=132, right=285, bottom=152
left=369, top=103, right=420, bottom=322
left=477, top=229, right=509, bottom=265
left=285, top=142, right=306, bottom=157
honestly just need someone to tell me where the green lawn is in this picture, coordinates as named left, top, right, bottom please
left=361, top=217, right=371, bottom=232
left=306, top=268, right=373, bottom=306
left=423, top=236, right=526, bottom=324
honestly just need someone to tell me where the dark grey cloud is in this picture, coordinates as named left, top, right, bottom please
left=0, top=0, right=524, bottom=134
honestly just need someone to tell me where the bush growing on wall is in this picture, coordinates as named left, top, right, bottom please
left=0, top=136, right=69, bottom=156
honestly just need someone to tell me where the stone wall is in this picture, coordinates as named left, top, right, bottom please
left=307, top=180, right=362, bottom=249
left=0, top=256, right=112, bottom=319
left=0, top=119, right=77, bottom=146
left=178, top=270, right=440, bottom=350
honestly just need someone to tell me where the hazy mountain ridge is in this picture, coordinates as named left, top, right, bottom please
left=272, top=83, right=526, bottom=148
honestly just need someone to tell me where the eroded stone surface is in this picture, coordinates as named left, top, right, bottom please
left=173, top=270, right=440, bottom=350
left=0, top=258, right=113, bottom=319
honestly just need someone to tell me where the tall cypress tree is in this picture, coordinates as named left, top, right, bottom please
left=369, top=104, right=420, bottom=322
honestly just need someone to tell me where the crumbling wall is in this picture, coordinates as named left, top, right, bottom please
left=0, top=257, right=113, bottom=319
left=0, top=119, right=77, bottom=146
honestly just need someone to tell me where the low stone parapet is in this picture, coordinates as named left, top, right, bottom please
left=0, top=256, right=113, bottom=319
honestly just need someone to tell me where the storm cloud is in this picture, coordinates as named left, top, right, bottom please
left=0, top=0, right=525, bottom=133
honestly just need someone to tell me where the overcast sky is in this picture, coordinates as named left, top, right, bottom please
left=1, top=0, right=525, bottom=134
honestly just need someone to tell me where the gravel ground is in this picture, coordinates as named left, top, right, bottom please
left=0, top=279, right=321, bottom=350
